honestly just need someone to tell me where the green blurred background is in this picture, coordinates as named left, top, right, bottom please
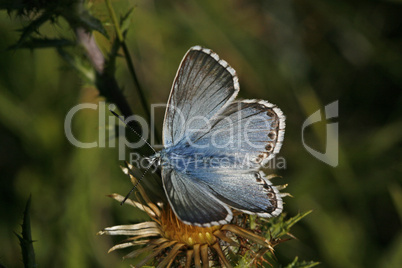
left=0, top=0, right=401, bottom=267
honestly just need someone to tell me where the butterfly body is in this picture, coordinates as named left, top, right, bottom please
left=156, top=46, right=285, bottom=227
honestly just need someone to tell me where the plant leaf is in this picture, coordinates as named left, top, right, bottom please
left=13, top=11, right=53, bottom=48
left=15, top=195, right=37, bottom=268
left=265, top=211, right=313, bottom=240
left=120, top=7, right=134, bottom=34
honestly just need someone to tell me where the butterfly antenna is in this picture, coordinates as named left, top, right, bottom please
left=120, top=158, right=156, bottom=205
left=110, top=110, right=157, bottom=154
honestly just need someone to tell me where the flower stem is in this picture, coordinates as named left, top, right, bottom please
left=105, top=0, right=160, bottom=144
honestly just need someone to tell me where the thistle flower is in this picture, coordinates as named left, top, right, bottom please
left=98, top=163, right=290, bottom=267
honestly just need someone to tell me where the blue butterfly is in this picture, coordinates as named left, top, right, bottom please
left=151, top=46, right=285, bottom=227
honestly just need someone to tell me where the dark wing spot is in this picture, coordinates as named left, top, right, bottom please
left=268, top=131, right=276, bottom=140
left=265, top=143, right=273, bottom=152
left=266, top=110, right=275, bottom=117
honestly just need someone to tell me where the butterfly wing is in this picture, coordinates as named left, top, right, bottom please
left=189, top=169, right=283, bottom=218
left=162, top=166, right=282, bottom=226
left=162, top=167, right=233, bottom=227
left=162, top=46, right=239, bottom=147
left=190, top=100, right=285, bottom=166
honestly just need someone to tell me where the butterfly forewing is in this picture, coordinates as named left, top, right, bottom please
left=162, top=46, right=239, bottom=147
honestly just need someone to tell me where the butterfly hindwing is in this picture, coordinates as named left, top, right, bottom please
left=161, top=167, right=233, bottom=227
left=186, top=168, right=283, bottom=217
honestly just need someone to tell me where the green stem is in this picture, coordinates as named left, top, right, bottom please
left=105, top=0, right=160, bottom=144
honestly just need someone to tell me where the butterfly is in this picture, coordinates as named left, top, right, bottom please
left=151, top=46, right=285, bottom=227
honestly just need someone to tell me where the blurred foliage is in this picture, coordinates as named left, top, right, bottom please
left=0, top=0, right=401, bottom=267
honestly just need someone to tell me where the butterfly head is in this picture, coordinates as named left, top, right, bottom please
left=148, top=152, right=161, bottom=166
